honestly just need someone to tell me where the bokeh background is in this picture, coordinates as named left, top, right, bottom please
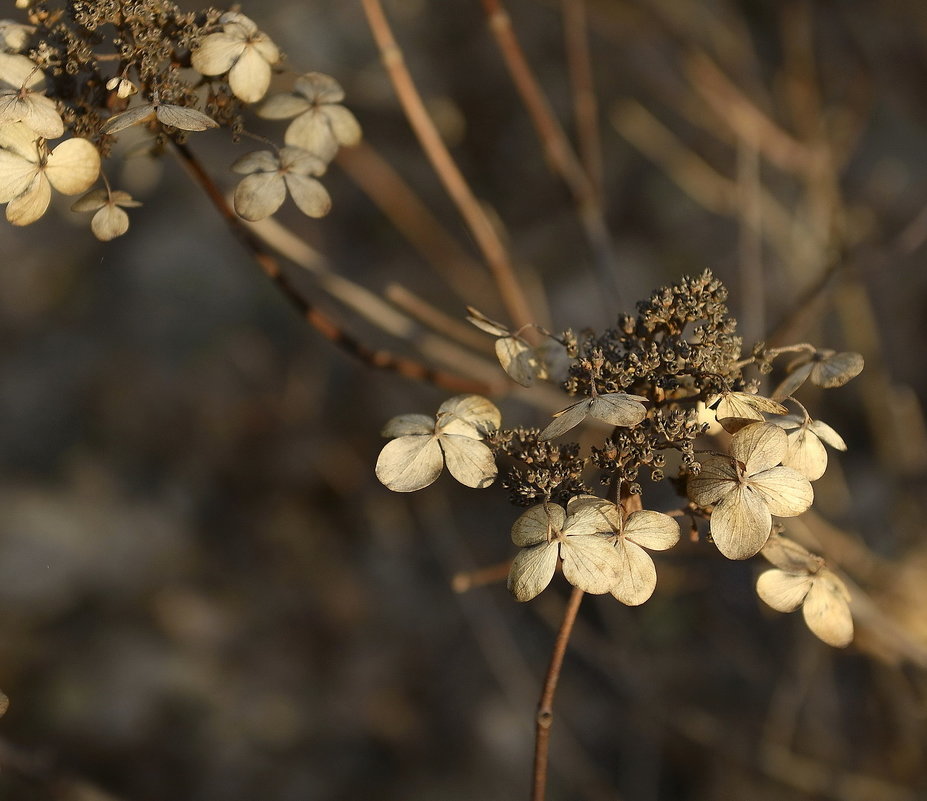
left=1, top=1, right=926, bottom=799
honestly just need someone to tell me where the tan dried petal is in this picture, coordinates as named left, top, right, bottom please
left=711, top=391, right=787, bottom=432
left=381, top=414, right=433, bottom=437
left=465, top=307, right=510, bottom=337
left=233, top=171, right=286, bottom=221
left=258, top=93, right=310, bottom=120
left=750, top=466, right=813, bottom=517
left=154, top=104, right=218, bottom=131
left=610, top=539, right=657, bottom=606
left=783, top=424, right=828, bottom=481
left=730, top=422, right=787, bottom=475
left=507, top=542, right=558, bottom=602
left=710, top=484, right=772, bottom=560
left=772, top=361, right=814, bottom=401
left=760, top=534, right=821, bottom=573
left=0, top=52, right=42, bottom=88
left=495, top=336, right=539, bottom=387
left=808, top=419, right=847, bottom=451
left=564, top=496, right=620, bottom=536
left=90, top=203, right=130, bottom=241
left=375, top=434, right=443, bottom=492
left=560, top=534, right=622, bottom=595
left=802, top=570, right=853, bottom=647
left=436, top=395, right=500, bottom=436
left=0, top=146, right=37, bottom=202
left=45, top=137, right=100, bottom=194
left=756, top=569, right=812, bottom=612
left=5, top=170, right=48, bottom=224
left=284, top=172, right=331, bottom=218
left=439, top=434, right=497, bottom=489
left=623, top=510, right=680, bottom=551
left=511, top=503, right=565, bottom=547
left=539, top=398, right=592, bottom=440
left=587, top=393, right=648, bottom=428
left=809, top=351, right=864, bottom=388
left=686, top=455, right=737, bottom=507
left=228, top=45, right=273, bottom=103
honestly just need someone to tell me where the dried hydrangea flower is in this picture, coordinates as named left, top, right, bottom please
left=71, top=187, right=141, bottom=241
left=507, top=498, right=627, bottom=602
left=756, top=535, right=853, bottom=647
left=767, top=413, right=847, bottom=481
left=258, top=72, right=361, bottom=163
left=707, top=390, right=786, bottom=433
left=231, top=147, right=331, bottom=221
left=102, top=100, right=218, bottom=135
left=0, top=123, right=100, bottom=225
left=564, top=496, right=680, bottom=605
left=376, top=395, right=500, bottom=492
left=540, top=392, right=647, bottom=440
left=191, top=11, right=279, bottom=103
left=687, top=422, right=813, bottom=560
left=773, top=349, right=864, bottom=400
left=0, top=56, right=61, bottom=138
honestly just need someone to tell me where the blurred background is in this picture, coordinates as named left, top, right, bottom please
left=1, top=1, right=926, bottom=799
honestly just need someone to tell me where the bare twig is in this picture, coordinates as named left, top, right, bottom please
left=532, top=586, right=584, bottom=801
left=361, top=0, right=536, bottom=331
left=172, top=140, right=491, bottom=394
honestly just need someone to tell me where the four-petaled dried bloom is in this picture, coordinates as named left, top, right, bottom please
left=687, top=422, right=813, bottom=559
left=767, top=413, right=847, bottom=481
left=232, top=147, right=331, bottom=221
left=568, top=496, right=681, bottom=605
left=71, top=187, right=141, bottom=241
left=376, top=395, right=500, bottom=492
left=507, top=498, right=626, bottom=601
left=0, top=123, right=100, bottom=225
left=0, top=55, right=62, bottom=138
left=773, top=349, right=864, bottom=400
left=258, top=72, right=362, bottom=163
left=540, top=392, right=647, bottom=440
left=191, top=11, right=280, bottom=103
left=756, top=535, right=853, bottom=647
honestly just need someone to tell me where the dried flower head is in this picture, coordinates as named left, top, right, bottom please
left=767, top=413, right=847, bottom=481
left=71, top=187, right=141, bottom=241
left=773, top=349, right=865, bottom=400
left=231, top=147, right=331, bottom=221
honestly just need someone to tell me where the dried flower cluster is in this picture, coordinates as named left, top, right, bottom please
left=377, top=271, right=863, bottom=646
left=0, top=1, right=360, bottom=239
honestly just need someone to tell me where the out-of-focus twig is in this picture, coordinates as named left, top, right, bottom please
left=385, top=283, right=493, bottom=354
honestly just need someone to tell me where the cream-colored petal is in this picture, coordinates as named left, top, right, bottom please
left=191, top=32, right=244, bottom=76
left=155, top=104, right=218, bottom=131
left=466, top=307, right=510, bottom=337
left=495, top=336, right=539, bottom=387
left=283, top=109, right=338, bottom=162
left=783, top=425, right=828, bottom=481
left=440, top=435, right=497, bottom=489
left=0, top=52, right=42, bottom=88
left=0, top=149, right=38, bottom=202
left=623, top=510, right=680, bottom=551
left=375, top=434, right=443, bottom=492
left=732, top=422, right=787, bottom=475
left=588, top=392, right=647, bottom=428
left=539, top=398, right=592, bottom=440
left=219, top=11, right=259, bottom=36
left=437, top=394, right=501, bottom=436
left=0, top=120, right=39, bottom=158
left=710, top=485, right=772, bottom=560
left=101, top=104, right=157, bottom=134
left=511, top=503, right=565, bottom=547
left=258, top=93, right=311, bottom=120
left=279, top=146, right=327, bottom=176
left=686, top=455, right=738, bottom=507
left=251, top=35, right=280, bottom=65
left=294, top=72, right=345, bottom=104
left=756, top=569, right=812, bottom=612
left=760, top=534, right=820, bottom=572
left=231, top=150, right=278, bottom=174
left=809, top=419, right=847, bottom=451
left=70, top=187, right=109, bottom=212
left=713, top=392, right=787, bottom=432
left=809, top=352, right=864, bottom=388
left=228, top=45, right=272, bottom=103
left=381, top=414, right=434, bottom=437
left=507, top=542, right=559, bottom=602
left=5, top=170, right=49, bottom=225
left=233, top=171, right=286, bottom=221
left=561, top=534, right=622, bottom=595
left=322, top=105, right=362, bottom=147
left=610, top=539, right=657, bottom=606
left=772, top=361, right=813, bottom=401
left=45, top=137, right=100, bottom=194
left=284, top=173, right=331, bottom=218
left=90, top=203, right=129, bottom=241
left=802, top=572, right=853, bottom=647
left=564, top=496, right=620, bottom=536
left=750, top=466, right=813, bottom=517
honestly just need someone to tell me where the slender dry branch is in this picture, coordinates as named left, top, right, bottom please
left=361, top=0, right=536, bottom=331
left=480, top=0, right=621, bottom=302
left=171, top=140, right=491, bottom=395
left=532, top=586, right=584, bottom=801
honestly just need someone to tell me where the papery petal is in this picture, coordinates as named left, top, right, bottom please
left=322, top=105, right=362, bottom=147
left=495, top=336, right=539, bottom=387
left=0, top=52, right=42, bottom=89
left=772, top=361, right=814, bottom=401
left=731, top=422, right=787, bottom=475
left=511, top=503, right=565, bottom=547
left=466, top=307, right=510, bottom=337
left=381, top=414, right=434, bottom=437
left=802, top=572, right=853, bottom=647
left=588, top=392, right=647, bottom=428
left=279, top=146, right=327, bottom=176
left=710, top=484, right=772, bottom=560
left=233, top=171, right=286, bottom=221
left=228, top=45, right=272, bottom=103
left=810, top=352, right=864, bottom=388
left=375, top=434, right=443, bottom=492
left=101, top=104, right=157, bottom=134
left=756, top=569, right=812, bottom=612
left=5, top=170, right=49, bottom=224
left=686, top=455, right=738, bottom=507
left=70, top=187, right=109, bottom=212
left=191, top=32, right=244, bottom=75
left=155, top=104, right=218, bottom=131
left=561, top=534, right=622, bottom=595
left=507, top=542, right=558, bottom=602
left=251, top=34, right=280, bottom=65
left=0, top=148, right=37, bottom=202
left=284, top=172, right=331, bottom=218
left=750, top=466, right=813, bottom=516
left=783, top=425, right=828, bottom=481
left=45, top=137, right=100, bottom=194
left=294, top=72, right=345, bottom=103
left=809, top=419, right=847, bottom=451
left=284, top=109, right=339, bottom=162
left=440, top=435, right=497, bottom=489
left=258, top=93, right=311, bottom=120
left=610, top=539, right=657, bottom=606
left=623, top=510, right=680, bottom=551
left=437, top=395, right=500, bottom=437
left=219, top=11, right=259, bottom=36
left=564, top=496, right=620, bottom=536
left=90, top=203, right=129, bottom=241
left=760, top=534, right=820, bottom=572
left=0, top=120, right=39, bottom=158
left=539, top=398, right=591, bottom=440
left=713, top=392, right=786, bottom=432
left=231, top=150, right=279, bottom=174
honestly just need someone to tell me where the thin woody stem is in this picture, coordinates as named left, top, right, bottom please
left=361, top=0, right=536, bottom=331
left=171, top=140, right=490, bottom=395
left=532, top=586, right=584, bottom=801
